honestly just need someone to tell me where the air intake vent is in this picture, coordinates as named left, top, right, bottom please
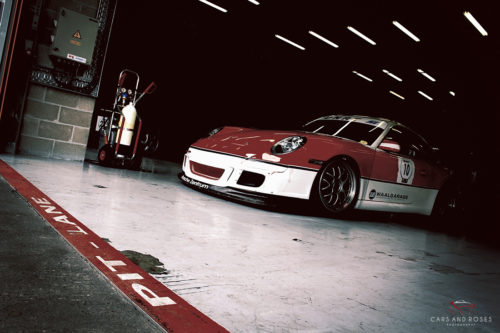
left=190, top=161, right=224, bottom=180
left=237, top=171, right=265, bottom=187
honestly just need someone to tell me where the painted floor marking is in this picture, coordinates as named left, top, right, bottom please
left=0, top=159, right=229, bottom=333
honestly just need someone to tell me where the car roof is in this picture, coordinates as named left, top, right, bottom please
left=313, top=114, right=396, bottom=125
left=306, top=114, right=433, bottom=146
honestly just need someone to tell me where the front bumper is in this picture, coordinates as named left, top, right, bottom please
left=179, top=173, right=284, bottom=206
left=181, top=147, right=318, bottom=200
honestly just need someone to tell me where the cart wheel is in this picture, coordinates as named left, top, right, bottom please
left=98, top=145, right=113, bottom=166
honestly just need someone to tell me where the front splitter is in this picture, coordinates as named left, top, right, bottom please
left=179, top=172, right=285, bottom=207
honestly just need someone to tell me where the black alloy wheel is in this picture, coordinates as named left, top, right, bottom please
left=316, top=157, right=359, bottom=214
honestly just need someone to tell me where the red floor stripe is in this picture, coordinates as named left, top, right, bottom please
left=0, top=159, right=229, bottom=333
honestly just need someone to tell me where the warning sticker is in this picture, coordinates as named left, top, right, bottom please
left=397, top=157, right=415, bottom=185
left=67, top=53, right=87, bottom=64
left=73, top=30, right=81, bottom=39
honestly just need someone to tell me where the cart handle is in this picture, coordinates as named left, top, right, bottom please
left=144, top=81, right=157, bottom=94
left=118, top=73, right=127, bottom=87
left=134, top=82, right=157, bottom=105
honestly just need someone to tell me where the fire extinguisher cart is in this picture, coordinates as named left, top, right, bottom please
left=97, top=69, right=156, bottom=169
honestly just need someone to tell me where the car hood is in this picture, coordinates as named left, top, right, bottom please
left=190, top=126, right=369, bottom=166
left=193, top=128, right=297, bottom=153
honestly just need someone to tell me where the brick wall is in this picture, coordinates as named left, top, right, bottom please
left=19, top=84, right=95, bottom=160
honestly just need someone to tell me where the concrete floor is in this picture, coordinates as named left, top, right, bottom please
left=1, top=154, right=499, bottom=333
left=0, top=176, right=166, bottom=333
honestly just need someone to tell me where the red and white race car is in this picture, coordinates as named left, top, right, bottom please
left=180, top=115, right=454, bottom=216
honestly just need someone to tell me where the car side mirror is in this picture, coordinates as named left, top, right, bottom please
left=379, top=139, right=400, bottom=153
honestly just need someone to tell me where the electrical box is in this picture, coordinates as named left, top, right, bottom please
left=49, top=8, right=98, bottom=67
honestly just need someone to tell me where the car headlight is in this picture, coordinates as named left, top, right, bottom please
left=208, top=127, right=223, bottom=137
left=271, top=136, right=307, bottom=155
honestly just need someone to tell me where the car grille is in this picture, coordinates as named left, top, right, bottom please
left=190, top=161, right=225, bottom=180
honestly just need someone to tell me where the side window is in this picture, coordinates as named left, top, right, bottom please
left=383, top=126, right=432, bottom=160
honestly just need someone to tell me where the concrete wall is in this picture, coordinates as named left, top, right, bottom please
left=18, top=0, right=100, bottom=161
left=19, top=84, right=95, bottom=161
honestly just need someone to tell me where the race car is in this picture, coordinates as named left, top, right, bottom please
left=179, top=115, right=455, bottom=216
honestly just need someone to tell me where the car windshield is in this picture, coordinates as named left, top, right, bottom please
left=302, top=117, right=387, bottom=145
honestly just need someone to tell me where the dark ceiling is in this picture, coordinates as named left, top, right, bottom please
left=98, top=0, right=499, bottom=162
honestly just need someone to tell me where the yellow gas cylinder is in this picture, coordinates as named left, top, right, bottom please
left=117, top=104, right=137, bottom=146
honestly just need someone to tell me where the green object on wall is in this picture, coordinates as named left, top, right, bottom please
left=49, top=8, right=98, bottom=67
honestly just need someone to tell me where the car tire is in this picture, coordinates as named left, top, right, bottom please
left=313, top=157, right=359, bottom=215
left=431, top=181, right=462, bottom=221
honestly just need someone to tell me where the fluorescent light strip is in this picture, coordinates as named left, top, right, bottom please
left=352, top=70, right=373, bottom=82
left=275, top=34, right=305, bottom=50
left=418, top=90, right=433, bottom=101
left=199, top=0, right=227, bottom=12
left=347, top=26, right=376, bottom=45
left=449, top=91, right=456, bottom=96
left=392, top=21, right=420, bottom=42
left=308, top=30, right=339, bottom=48
left=248, top=0, right=260, bottom=5
left=382, top=69, right=402, bottom=82
left=417, top=68, right=436, bottom=82
left=464, top=11, right=488, bottom=36
left=389, top=90, right=405, bottom=100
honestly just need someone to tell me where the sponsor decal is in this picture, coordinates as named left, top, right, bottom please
left=67, top=53, right=87, bottom=64
left=397, top=157, right=414, bottom=185
left=368, top=189, right=408, bottom=201
left=181, top=174, right=209, bottom=189
left=430, top=300, right=493, bottom=328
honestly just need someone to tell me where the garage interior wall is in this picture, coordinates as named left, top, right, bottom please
left=0, top=0, right=105, bottom=161
left=19, top=83, right=95, bottom=160
left=19, top=0, right=100, bottom=161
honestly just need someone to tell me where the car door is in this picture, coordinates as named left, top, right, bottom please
left=366, top=125, right=440, bottom=212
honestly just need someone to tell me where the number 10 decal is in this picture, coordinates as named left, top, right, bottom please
left=397, top=157, right=415, bottom=185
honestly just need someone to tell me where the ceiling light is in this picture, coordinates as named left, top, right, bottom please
left=418, top=90, right=433, bottom=101
left=352, top=70, right=373, bottom=82
left=308, top=30, right=339, bottom=48
left=417, top=68, right=436, bottom=82
left=347, top=26, right=376, bottom=45
left=392, top=21, right=420, bottom=42
left=199, top=0, right=227, bottom=12
left=464, top=11, right=488, bottom=36
left=449, top=91, right=456, bottom=96
left=248, top=0, right=260, bottom=5
left=382, top=69, right=402, bottom=82
left=389, top=90, right=405, bottom=100
left=275, top=35, right=305, bottom=50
